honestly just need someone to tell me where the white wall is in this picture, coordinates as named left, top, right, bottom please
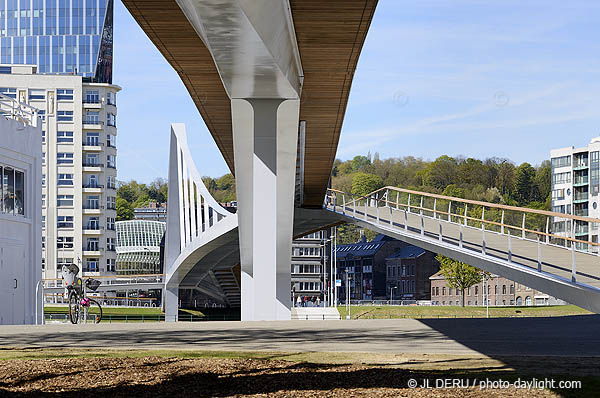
left=0, top=114, right=42, bottom=325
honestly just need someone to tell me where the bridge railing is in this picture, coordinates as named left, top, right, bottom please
left=43, top=273, right=165, bottom=289
left=325, top=186, right=600, bottom=257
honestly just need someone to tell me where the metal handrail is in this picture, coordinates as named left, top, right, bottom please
left=326, top=187, right=600, bottom=248
left=0, top=92, right=39, bottom=127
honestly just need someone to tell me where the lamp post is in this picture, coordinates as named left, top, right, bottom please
left=390, top=286, right=397, bottom=304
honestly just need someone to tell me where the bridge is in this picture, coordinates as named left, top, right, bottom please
left=122, top=0, right=600, bottom=319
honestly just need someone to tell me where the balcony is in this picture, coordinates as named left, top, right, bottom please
left=83, top=225, right=103, bottom=235
left=82, top=162, right=104, bottom=171
left=106, top=163, right=116, bottom=170
left=83, top=184, right=104, bottom=189
left=574, top=177, right=588, bottom=186
left=106, top=205, right=117, bottom=211
left=574, top=193, right=589, bottom=203
left=82, top=246, right=103, bottom=256
left=83, top=141, right=104, bottom=151
left=106, top=184, right=116, bottom=191
left=83, top=120, right=103, bottom=130
left=83, top=99, right=102, bottom=109
left=574, top=209, right=589, bottom=217
left=106, top=142, right=117, bottom=149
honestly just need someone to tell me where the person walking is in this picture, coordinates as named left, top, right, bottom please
left=296, top=296, right=302, bottom=308
left=316, top=296, right=321, bottom=307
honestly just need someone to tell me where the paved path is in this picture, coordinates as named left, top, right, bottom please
left=2, top=316, right=600, bottom=357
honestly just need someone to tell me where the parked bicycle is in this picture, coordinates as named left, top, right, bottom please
left=61, top=264, right=103, bottom=324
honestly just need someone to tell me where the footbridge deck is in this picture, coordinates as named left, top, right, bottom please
left=325, top=188, right=600, bottom=313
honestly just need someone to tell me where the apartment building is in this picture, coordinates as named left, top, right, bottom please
left=0, top=66, right=120, bottom=280
left=291, top=229, right=330, bottom=303
left=550, top=137, right=600, bottom=251
left=385, top=246, right=439, bottom=301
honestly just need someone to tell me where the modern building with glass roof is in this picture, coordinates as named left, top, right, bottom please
left=0, top=0, right=114, bottom=83
left=116, top=220, right=165, bottom=275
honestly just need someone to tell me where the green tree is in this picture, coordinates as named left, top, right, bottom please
left=351, top=172, right=384, bottom=196
left=116, top=197, right=134, bottom=221
left=513, top=162, right=537, bottom=204
left=535, top=160, right=551, bottom=203
left=424, top=155, right=457, bottom=190
left=351, top=155, right=371, bottom=172
left=436, top=254, right=483, bottom=307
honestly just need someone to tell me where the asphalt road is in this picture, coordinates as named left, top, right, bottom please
left=2, top=316, right=600, bottom=357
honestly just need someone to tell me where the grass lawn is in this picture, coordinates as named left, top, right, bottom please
left=337, top=304, right=593, bottom=319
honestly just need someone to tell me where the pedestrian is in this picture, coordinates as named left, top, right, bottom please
left=296, top=296, right=301, bottom=307
left=316, top=297, right=321, bottom=307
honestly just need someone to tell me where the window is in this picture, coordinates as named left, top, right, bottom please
left=56, top=89, right=74, bottom=100
left=57, top=216, right=74, bottom=228
left=57, top=258, right=74, bottom=271
left=57, top=195, right=74, bottom=207
left=449, top=288, right=453, bottom=295
left=0, top=165, right=25, bottom=216
left=502, top=285, right=507, bottom=294
left=57, top=174, right=73, bottom=186
left=85, top=90, right=99, bottom=103
left=107, top=176, right=116, bottom=190
left=107, top=217, right=115, bottom=230
left=29, top=89, right=45, bottom=100
left=42, top=194, right=46, bottom=207
left=85, top=154, right=99, bottom=167
left=435, top=287, right=439, bottom=295
left=0, top=87, right=16, bottom=98
left=57, top=153, right=74, bottom=164
left=107, top=238, right=116, bottom=251
left=57, top=131, right=73, bottom=143
left=84, top=259, right=99, bottom=273
left=57, top=237, right=74, bottom=249
left=42, top=130, right=46, bottom=143
left=38, top=110, right=46, bottom=121
left=85, top=196, right=100, bottom=209
left=86, top=238, right=99, bottom=251
left=510, top=284, right=514, bottom=294
left=107, top=196, right=116, bottom=210
left=57, top=111, right=73, bottom=121
left=86, top=217, right=100, bottom=230
left=552, top=205, right=565, bottom=214
left=442, top=287, right=445, bottom=295
left=552, top=189, right=565, bottom=200
left=106, top=259, right=116, bottom=272
left=107, top=155, right=116, bottom=169
left=552, top=172, right=571, bottom=185
left=106, top=91, right=116, bottom=106
left=475, top=286, right=479, bottom=295
left=551, top=156, right=571, bottom=168
left=107, top=134, right=116, bottom=148
left=107, top=113, right=116, bottom=127
left=86, top=132, right=100, bottom=146
left=42, top=174, right=46, bottom=186
left=85, top=111, right=100, bottom=124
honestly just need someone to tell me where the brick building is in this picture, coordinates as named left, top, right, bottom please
left=430, top=272, right=567, bottom=306
left=385, top=247, right=439, bottom=300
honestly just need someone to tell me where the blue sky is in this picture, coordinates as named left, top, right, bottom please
left=113, top=0, right=600, bottom=183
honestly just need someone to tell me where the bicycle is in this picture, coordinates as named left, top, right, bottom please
left=61, top=264, right=103, bottom=324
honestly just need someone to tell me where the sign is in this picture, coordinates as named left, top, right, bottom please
left=335, top=279, right=342, bottom=287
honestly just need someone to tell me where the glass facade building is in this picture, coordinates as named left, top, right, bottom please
left=116, top=220, right=166, bottom=275
left=0, top=0, right=113, bottom=83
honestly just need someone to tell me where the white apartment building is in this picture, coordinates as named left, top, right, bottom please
left=291, top=229, right=330, bottom=304
left=0, top=91, right=42, bottom=324
left=0, top=65, right=120, bottom=281
left=550, top=137, right=600, bottom=251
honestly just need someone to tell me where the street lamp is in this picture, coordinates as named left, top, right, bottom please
left=390, top=286, right=397, bottom=304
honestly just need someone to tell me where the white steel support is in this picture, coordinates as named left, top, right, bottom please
left=232, top=98, right=300, bottom=321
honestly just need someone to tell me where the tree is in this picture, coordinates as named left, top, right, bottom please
left=424, top=155, right=457, bottom=190
left=535, top=160, right=551, bottom=203
left=351, top=172, right=384, bottom=196
left=116, top=197, right=134, bottom=221
left=436, top=254, right=482, bottom=307
left=513, top=162, right=537, bottom=204
left=351, top=155, right=371, bottom=172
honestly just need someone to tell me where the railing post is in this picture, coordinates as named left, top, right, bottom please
left=342, top=194, right=346, bottom=214
left=545, top=217, right=549, bottom=244
left=481, top=207, right=485, bottom=230
left=571, top=242, right=577, bottom=283
left=421, top=216, right=424, bottom=236
left=404, top=209, right=408, bottom=231
left=333, top=192, right=336, bottom=212
left=439, top=220, right=443, bottom=242
left=464, top=204, right=468, bottom=226
left=507, top=231, right=512, bottom=263
left=501, top=210, right=505, bottom=234
left=353, top=199, right=357, bottom=219
left=364, top=200, right=368, bottom=221
left=386, top=189, right=389, bottom=207
left=419, top=196, right=423, bottom=216
left=396, top=192, right=399, bottom=210
left=433, top=198, right=437, bottom=219
left=408, top=194, right=411, bottom=213
left=459, top=223, right=463, bottom=248
left=482, top=223, right=486, bottom=255
left=448, top=201, right=452, bottom=222
left=390, top=206, right=393, bottom=226
left=537, top=235, right=542, bottom=272
left=376, top=204, right=380, bottom=224
left=522, top=213, right=526, bottom=239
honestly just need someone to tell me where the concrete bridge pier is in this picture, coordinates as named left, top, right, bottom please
left=232, top=98, right=300, bottom=321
